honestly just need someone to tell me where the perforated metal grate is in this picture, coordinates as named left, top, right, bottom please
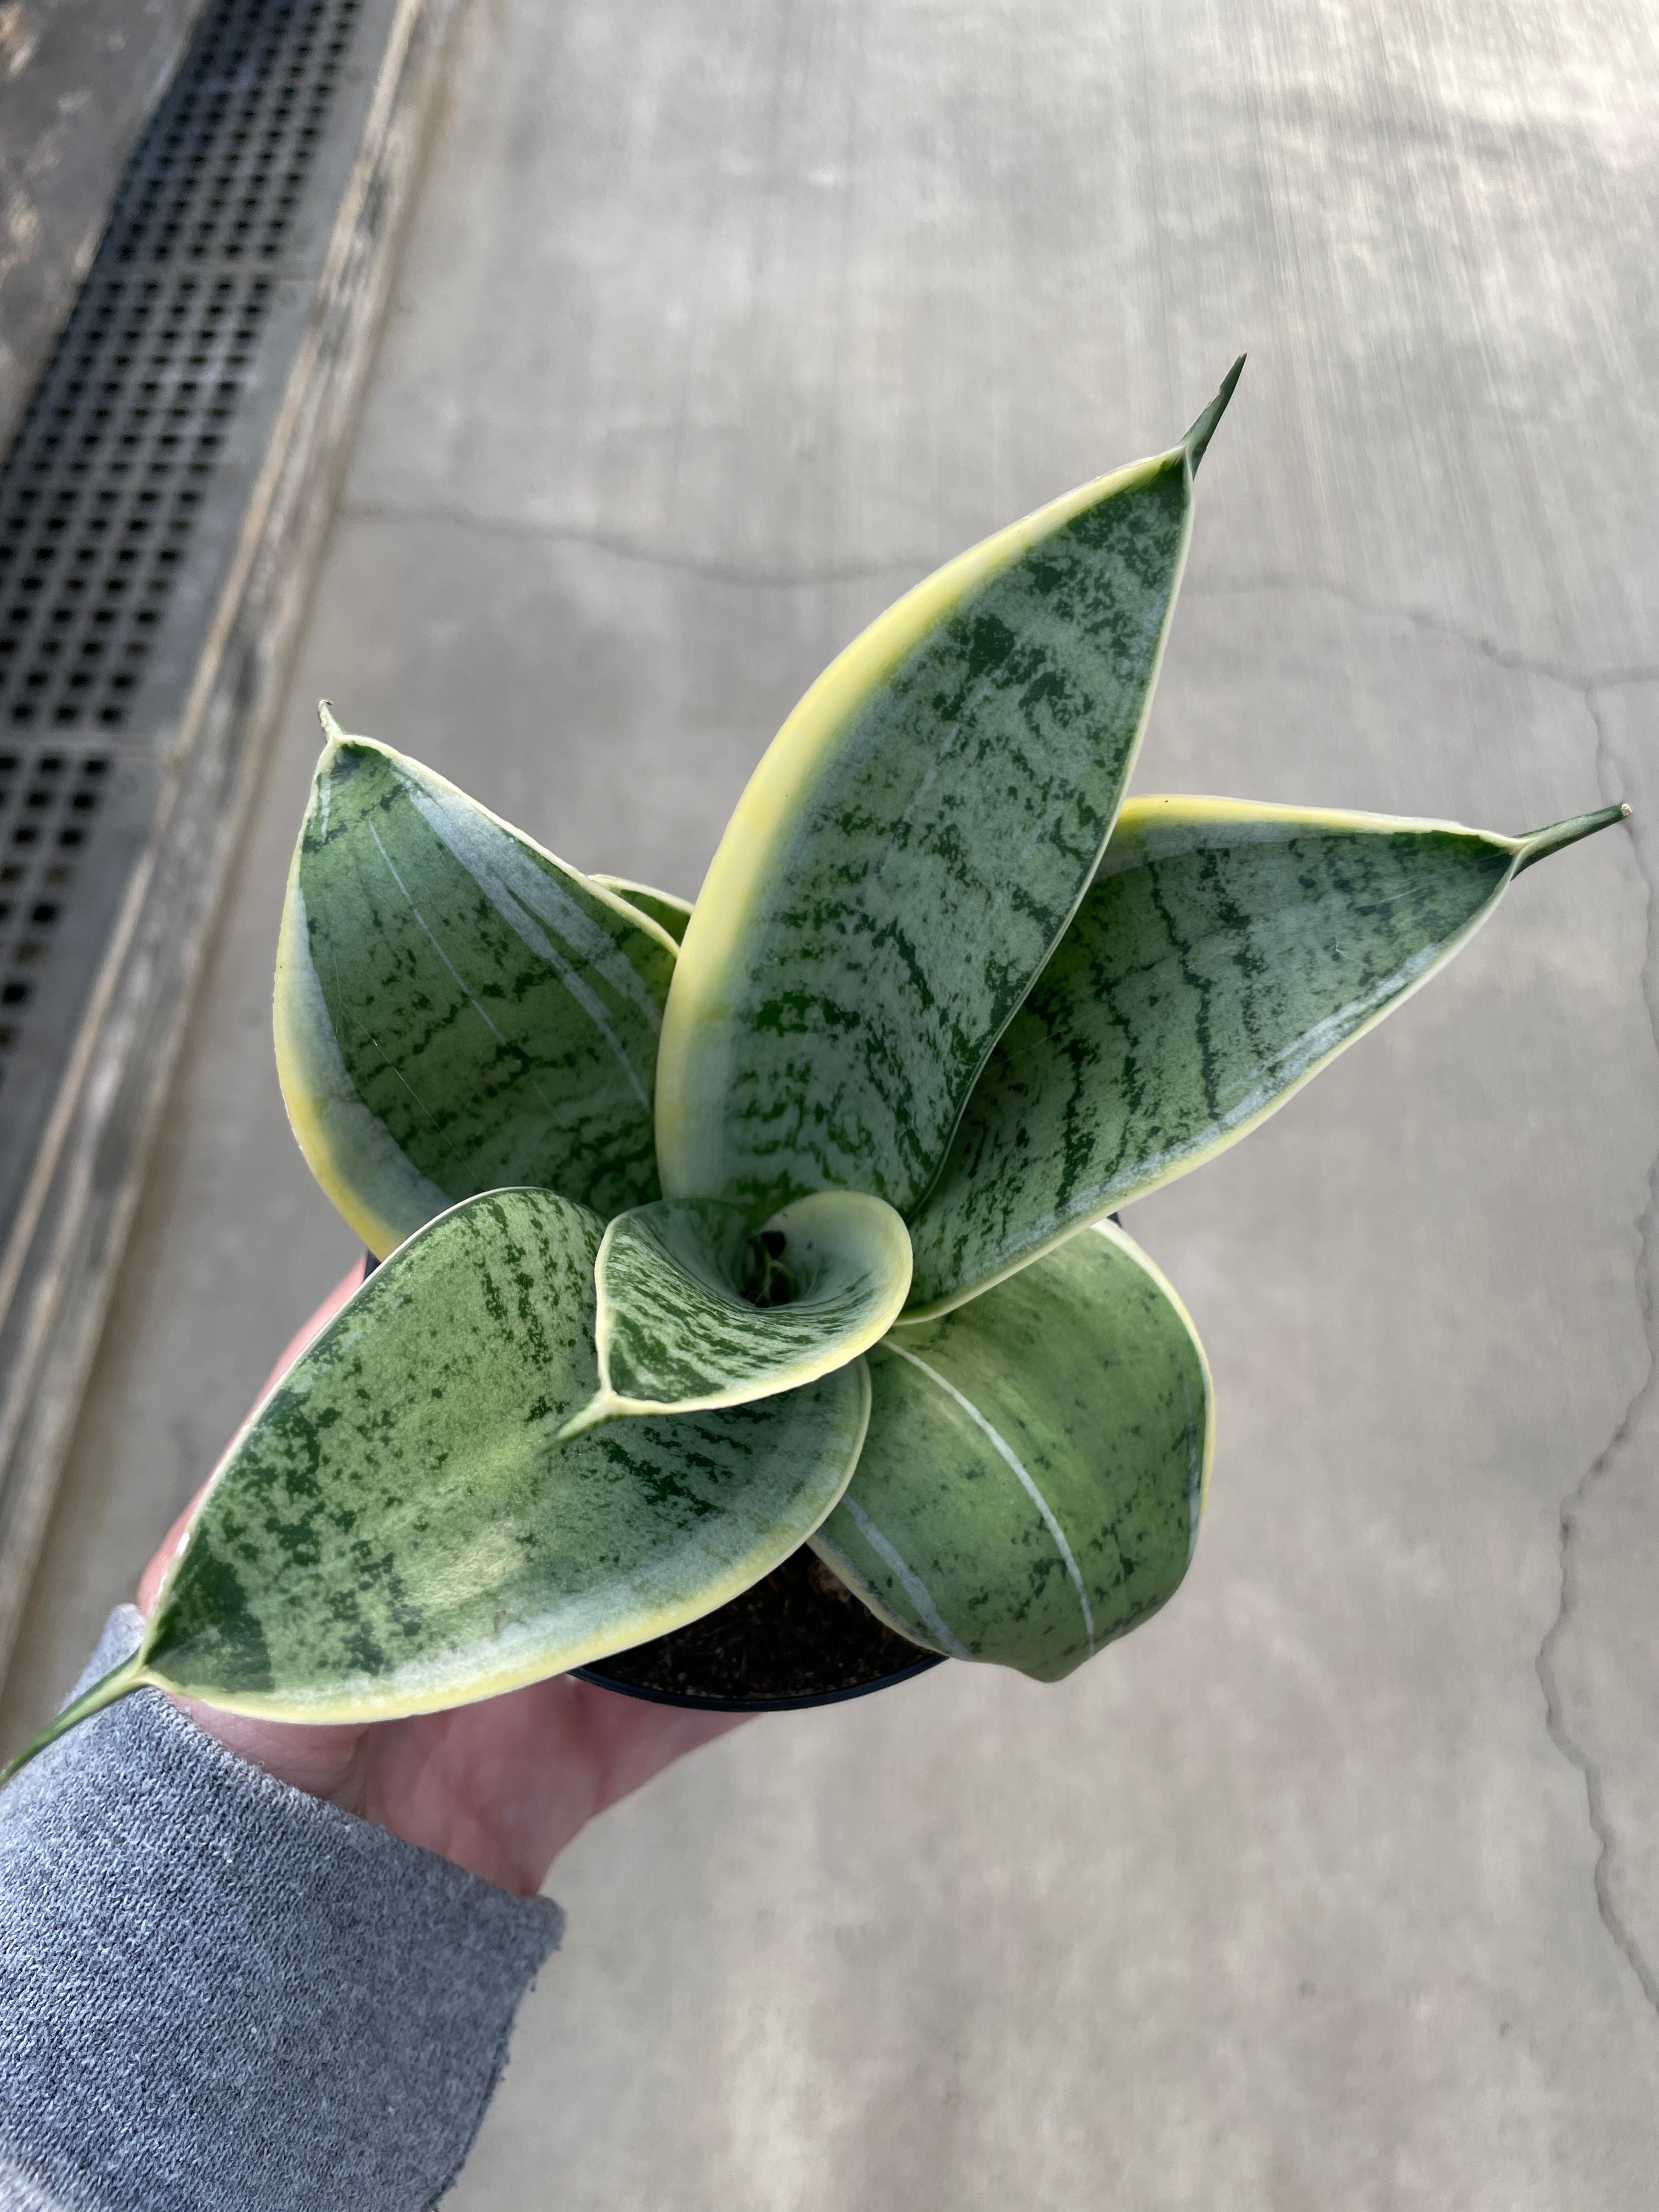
left=104, top=0, right=361, bottom=270
left=0, top=0, right=363, bottom=743
left=0, top=0, right=452, bottom=1681
left=0, top=0, right=362, bottom=1090
left=0, top=750, right=110, bottom=1096
left=0, top=746, right=111, bottom=1095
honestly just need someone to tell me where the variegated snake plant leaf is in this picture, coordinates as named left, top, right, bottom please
left=813, top=1221, right=1210, bottom=1680
left=903, top=794, right=1627, bottom=1314
left=653, top=371, right=1232, bottom=1223
left=562, top=1190, right=912, bottom=1435
left=22, top=1190, right=870, bottom=1747
left=273, top=717, right=679, bottom=1258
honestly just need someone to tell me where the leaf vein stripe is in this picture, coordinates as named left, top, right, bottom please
left=401, top=787, right=656, bottom=1109
left=831, top=1496, right=970, bottom=1660
left=884, top=1341, right=1097, bottom=1654
left=369, top=823, right=513, bottom=1048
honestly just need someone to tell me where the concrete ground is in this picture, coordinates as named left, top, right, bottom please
left=3, top=0, right=1657, bottom=2203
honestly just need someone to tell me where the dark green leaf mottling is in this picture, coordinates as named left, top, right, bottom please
left=144, top=1189, right=869, bottom=1715
left=667, top=452, right=1194, bottom=1219
left=906, top=802, right=1522, bottom=1312
left=283, top=738, right=676, bottom=1243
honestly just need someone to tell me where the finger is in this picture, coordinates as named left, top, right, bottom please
left=137, top=1257, right=370, bottom=1614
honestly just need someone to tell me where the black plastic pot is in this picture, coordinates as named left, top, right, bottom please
left=572, top=1544, right=945, bottom=1712
left=359, top=1251, right=946, bottom=1714
left=572, top=1654, right=944, bottom=1715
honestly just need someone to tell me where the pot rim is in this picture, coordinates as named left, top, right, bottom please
left=570, top=1648, right=947, bottom=1713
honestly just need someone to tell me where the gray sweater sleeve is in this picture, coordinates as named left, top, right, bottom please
left=0, top=1607, right=563, bottom=2212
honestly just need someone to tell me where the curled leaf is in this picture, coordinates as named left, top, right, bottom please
left=812, top=1222, right=1212, bottom=1681
left=561, top=1191, right=912, bottom=1435
left=5, top=1189, right=870, bottom=1759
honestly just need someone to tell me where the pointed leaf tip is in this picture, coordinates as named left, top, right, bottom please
left=1513, top=803, right=1630, bottom=874
left=317, top=699, right=345, bottom=742
left=658, top=427, right=1199, bottom=1218
left=2, top=1654, right=146, bottom=1785
left=904, top=793, right=1588, bottom=1313
left=1183, top=356, right=1246, bottom=475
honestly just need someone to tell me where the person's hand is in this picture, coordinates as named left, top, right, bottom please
left=137, top=1263, right=747, bottom=1898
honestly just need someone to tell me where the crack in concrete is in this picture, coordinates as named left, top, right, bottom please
left=1535, top=1305, right=1659, bottom=2016
left=1531, top=675, right=1659, bottom=2018
left=338, top=496, right=934, bottom=591
left=1195, top=561, right=1659, bottom=2016
left=1187, top=569, right=1659, bottom=699
left=337, top=516, right=1659, bottom=703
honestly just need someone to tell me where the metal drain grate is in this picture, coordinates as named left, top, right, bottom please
left=0, top=0, right=363, bottom=744
left=0, top=750, right=110, bottom=1094
left=0, top=0, right=461, bottom=1675
left=0, top=0, right=362, bottom=1125
left=105, top=0, right=360, bottom=270
left=0, top=275, right=267, bottom=735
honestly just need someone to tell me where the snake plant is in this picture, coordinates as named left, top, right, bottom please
left=9, top=358, right=1628, bottom=1769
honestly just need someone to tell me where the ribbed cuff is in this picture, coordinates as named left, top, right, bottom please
left=0, top=1608, right=562, bottom=2211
